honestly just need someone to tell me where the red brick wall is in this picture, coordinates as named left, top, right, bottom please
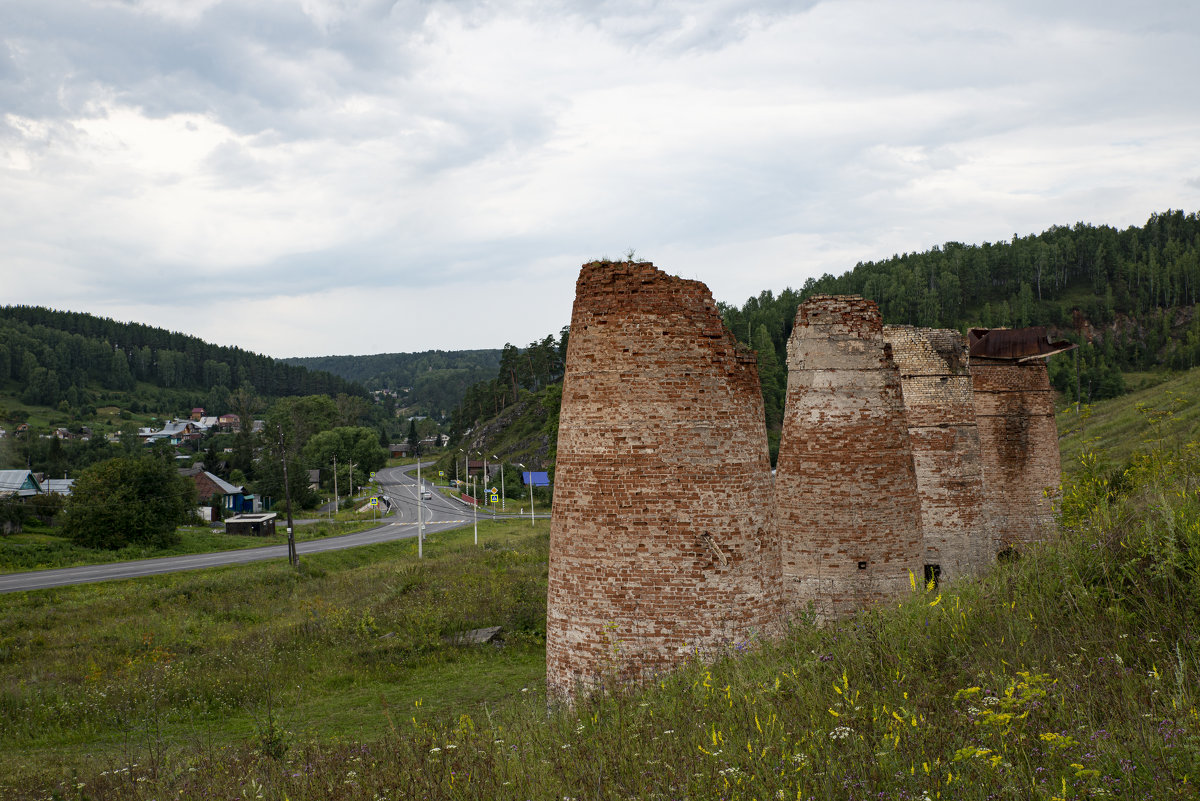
left=774, top=296, right=923, bottom=619
left=883, top=326, right=991, bottom=581
left=192, top=472, right=223, bottom=502
left=971, top=357, right=1060, bottom=547
left=546, top=261, right=781, bottom=700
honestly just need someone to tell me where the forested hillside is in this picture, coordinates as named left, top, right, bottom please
left=447, top=332, right=567, bottom=438
left=284, top=350, right=501, bottom=418
left=0, top=306, right=365, bottom=412
left=722, top=210, right=1200, bottom=448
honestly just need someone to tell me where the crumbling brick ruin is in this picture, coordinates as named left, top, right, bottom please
left=546, top=261, right=782, bottom=700
left=968, top=328, right=1074, bottom=548
left=774, top=296, right=923, bottom=619
left=882, top=326, right=990, bottom=582
left=548, top=266, right=1074, bottom=700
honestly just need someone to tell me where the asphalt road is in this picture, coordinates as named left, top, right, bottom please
left=0, top=463, right=543, bottom=594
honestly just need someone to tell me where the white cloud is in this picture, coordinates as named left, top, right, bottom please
left=2, top=0, right=1198, bottom=355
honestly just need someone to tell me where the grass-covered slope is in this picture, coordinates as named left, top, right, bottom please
left=1058, top=364, right=1200, bottom=470
left=0, top=521, right=550, bottom=796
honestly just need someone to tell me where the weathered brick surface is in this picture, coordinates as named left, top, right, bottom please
left=774, top=296, right=923, bottom=619
left=548, top=276, right=1069, bottom=694
left=546, top=261, right=781, bottom=700
left=883, top=326, right=990, bottom=580
left=971, top=358, right=1060, bottom=546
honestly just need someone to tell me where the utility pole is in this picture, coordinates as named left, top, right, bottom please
left=332, top=454, right=338, bottom=517
left=343, top=459, right=356, bottom=509
left=416, top=443, right=424, bottom=559
left=276, top=429, right=298, bottom=569
left=518, top=463, right=535, bottom=527
left=481, top=453, right=490, bottom=515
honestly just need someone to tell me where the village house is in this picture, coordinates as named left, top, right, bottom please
left=0, top=470, right=42, bottom=498
left=143, top=419, right=207, bottom=445
left=39, top=478, right=75, bottom=496
left=180, top=466, right=249, bottom=513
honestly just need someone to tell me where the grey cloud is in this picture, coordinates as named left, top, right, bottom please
left=2, top=0, right=568, bottom=184
left=0, top=0, right=425, bottom=130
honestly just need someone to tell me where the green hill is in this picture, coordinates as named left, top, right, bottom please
left=0, top=305, right=364, bottom=411
left=0, top=306, right=370, bottom=475
left=283, top=350, right=502, bottom=418
left=1057, top=364, right=1200, bottom=472
left=720, top=210, right=1200, bottom=459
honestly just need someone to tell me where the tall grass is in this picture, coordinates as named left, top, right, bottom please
left=4, top=432, right=1199, bottom=800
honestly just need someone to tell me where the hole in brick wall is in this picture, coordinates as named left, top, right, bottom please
left=924, top=563, right=941, bottom=587
left=857, top=561, right=868, bottom=570
left=997, top=546, right=1020, bottom=563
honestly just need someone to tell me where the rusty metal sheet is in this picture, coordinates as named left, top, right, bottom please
left=968, top=327, right=1077, bottom=361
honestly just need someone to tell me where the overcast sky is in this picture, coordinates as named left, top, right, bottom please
left=3, top=0, right=1198, bottom=358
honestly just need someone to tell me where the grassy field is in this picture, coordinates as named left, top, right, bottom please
left=0, top=519, right=550, bottom=797
left=1057, top=364, right=1200, bottom=472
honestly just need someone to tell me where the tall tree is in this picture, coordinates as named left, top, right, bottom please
left=62, top=451, right=197, bottom=549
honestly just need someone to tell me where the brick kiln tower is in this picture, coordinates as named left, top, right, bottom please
left=883, top=326, right=990, bottom=582
left=968, top=327, right=1076, bottom=548
left=775, top=296, right=923, bottom=619
left=546, top=261, right=781, bottom=700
